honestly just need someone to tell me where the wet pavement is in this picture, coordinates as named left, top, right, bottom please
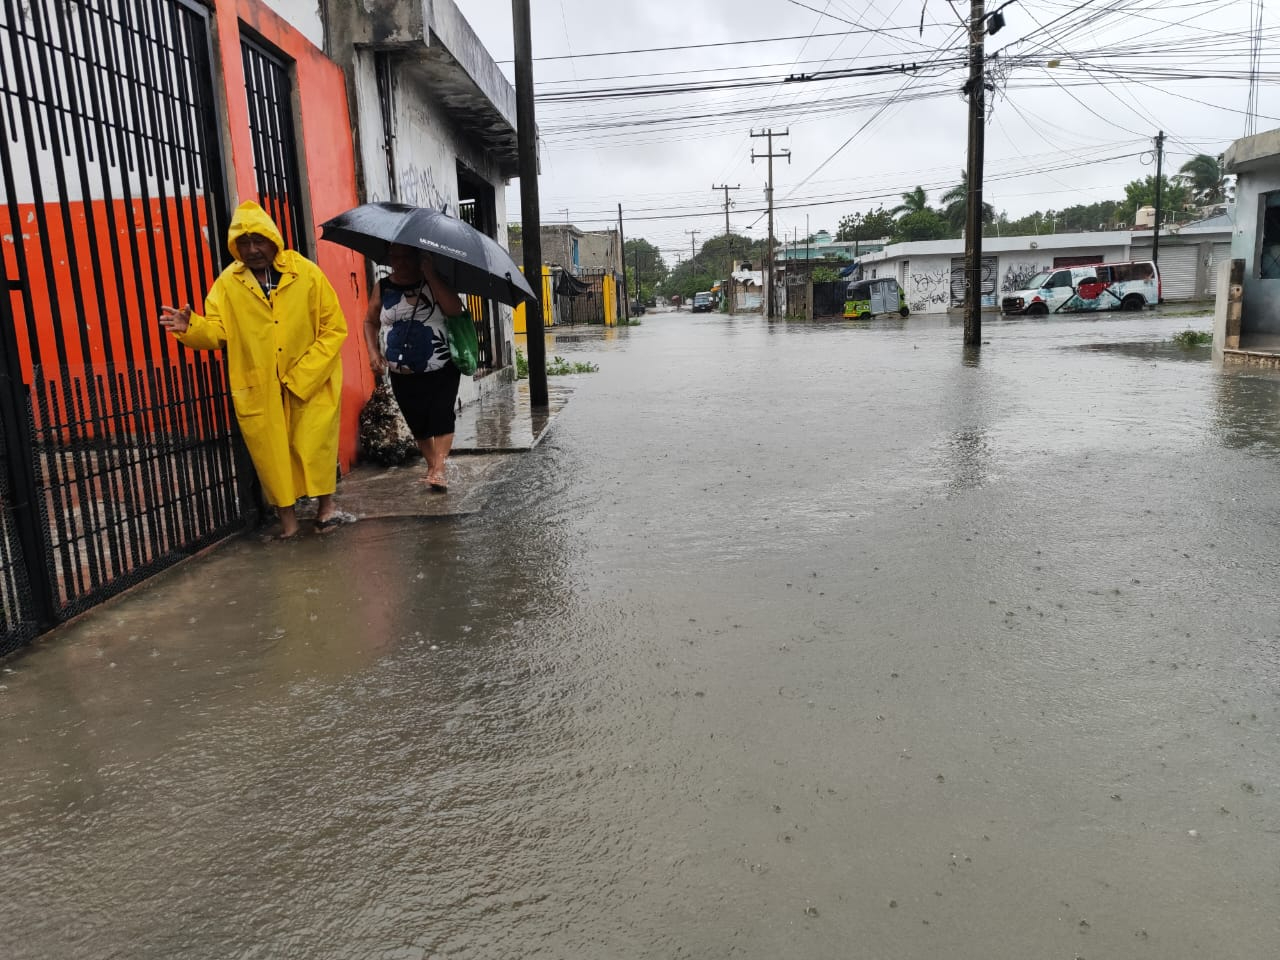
left=4, top=308, right=1280, bottom=959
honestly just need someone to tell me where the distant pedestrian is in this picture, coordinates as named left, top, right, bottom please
left=161, top=201, right=348, bottom=540
left=362, top=243, right=465, bottom=491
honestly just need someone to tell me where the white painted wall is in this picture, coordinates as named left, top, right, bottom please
left=1233, top=166, right=1280, bottom=335
left=867, top=243, right=1138, bottom=314
left=261, top=0, right=324, bottom=50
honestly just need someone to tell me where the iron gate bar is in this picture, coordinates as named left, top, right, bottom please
left=1, top=0, right=244, bottom=641
left=241, top=34, right=307, bottom=255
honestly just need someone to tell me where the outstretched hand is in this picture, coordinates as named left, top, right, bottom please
left=160, top=304, right=191, bottom=334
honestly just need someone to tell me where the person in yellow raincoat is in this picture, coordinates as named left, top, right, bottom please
left=161, top=201, right=348, bottom=539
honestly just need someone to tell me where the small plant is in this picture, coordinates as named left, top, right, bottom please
left=618, top=317, right=643, bottom=326
left=513, top=347, right=597, bottom=377
left=546, top=355, right=599, bottom=375
left=1171, top=329, right=1212, bottom=348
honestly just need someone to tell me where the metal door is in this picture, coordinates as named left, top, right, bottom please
left=1, top=0, right=245, bottom=650
left=1158, top=246, right=1199, bottom=301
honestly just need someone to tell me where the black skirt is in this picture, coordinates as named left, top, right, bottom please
left=388, top=364, right=462, bottom=439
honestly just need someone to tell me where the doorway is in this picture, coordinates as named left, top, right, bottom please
left=456, top=164, right=503, bottom=371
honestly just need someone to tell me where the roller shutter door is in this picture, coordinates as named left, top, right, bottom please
left=1205, top=242, right=1235, bottom=298
left=1158, top=246, right=1198, bottom=301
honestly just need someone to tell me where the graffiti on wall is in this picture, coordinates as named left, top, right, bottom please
left=399, top=162, right=452, bottom=214
left=1001, top=262, right=1044, bottom=293
left=907, top=267, right=950, bottom=312
left=950, top=256, right=998, bottom=308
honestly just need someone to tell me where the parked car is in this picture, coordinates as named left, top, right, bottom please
left=629, top=300, right=646, bottom=316
left=691, top=291, right=714, bottom=313
left=843, top=277, right=909, bottom=319
left=1002, top=260, right=1159, bottom=315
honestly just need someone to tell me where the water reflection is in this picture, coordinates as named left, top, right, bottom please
left=1213, top=366, right=1280, bottom=456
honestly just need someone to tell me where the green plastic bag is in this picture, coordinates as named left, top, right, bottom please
left=445, top=310, right=480, bottom=376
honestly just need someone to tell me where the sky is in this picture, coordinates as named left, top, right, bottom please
left=458, top=0, right=1275, bottom=266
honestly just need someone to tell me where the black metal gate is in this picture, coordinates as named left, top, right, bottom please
left=241, top=34, right=307, bottom=255
left=556, top=267, right=611, bottom=325
left=458, top=196, right=497, bottom=371
left=812, top=281, right=847, bottom=318
left=0, top=0, right=245, bottom=653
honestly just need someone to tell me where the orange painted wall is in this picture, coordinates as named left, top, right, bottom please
left=214, top=1, right=371, bottom=471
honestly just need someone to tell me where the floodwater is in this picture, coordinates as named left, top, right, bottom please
left=3, top=309, right=1279, bottom=959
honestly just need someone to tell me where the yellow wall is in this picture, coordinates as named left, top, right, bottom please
left=514, top=265, right=555, bottom=333
left=603, top=275, right=616, bottom=327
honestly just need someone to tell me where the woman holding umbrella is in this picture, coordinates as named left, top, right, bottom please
left=363, top=244, right=465, bottom=491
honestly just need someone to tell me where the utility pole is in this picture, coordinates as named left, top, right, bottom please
left=962, top=0, right=986, bottom=347
left=712, top=183, right=740, bottom=314
left=1152, top=130, right=1165, bottom=294
left=751, top=128, right=790, bottom=319
left=513, top=0, right=547, bottom=406
left=686, top=229, right=700, bottom=263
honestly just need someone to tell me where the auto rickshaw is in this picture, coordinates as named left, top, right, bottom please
left=843, top=277, right=910, bottom=319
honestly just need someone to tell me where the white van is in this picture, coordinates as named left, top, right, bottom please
left=1001, top=260, right=1159, bottom=315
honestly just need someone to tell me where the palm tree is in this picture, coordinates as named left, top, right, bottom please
left=1177, top=154, right=1229, bottom=205
left=890, top=185, right=931, bottom=218
left=940, top=170, right=996, bottom=232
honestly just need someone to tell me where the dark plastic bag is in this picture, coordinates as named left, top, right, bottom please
left=445, top=310, right=480, bottom=376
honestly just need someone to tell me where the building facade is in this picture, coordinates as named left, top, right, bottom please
left=853, top=225, right=1233, bottom=315
left=0, top=0, right=519, bottom=645
left=1222, top=129, right=1280, bottom=342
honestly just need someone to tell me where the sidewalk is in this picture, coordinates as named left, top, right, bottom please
left=298, top=378, right=570, bottom=522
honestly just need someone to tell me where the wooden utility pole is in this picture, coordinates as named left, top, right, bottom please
left=963, top=0, right=986, bottom=346
left=1152, top=130, right=1165, bottom=294
left=751, top=129, right=790, bottom=319
left=513, top=0, right=547, bottom=406
left=712, top=183, right=740, bottom=313
left=686, top=229, right=700, bottom=262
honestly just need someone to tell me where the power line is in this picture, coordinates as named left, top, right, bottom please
left=496, top=25, right=954, bottom=64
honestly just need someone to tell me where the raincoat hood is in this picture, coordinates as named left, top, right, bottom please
left=226, top=200, right=286, bottom=264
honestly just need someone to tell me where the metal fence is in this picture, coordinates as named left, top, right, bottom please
left=556, top=267, right=614, bottom=325
left=1, top=0, right=247, bottom=653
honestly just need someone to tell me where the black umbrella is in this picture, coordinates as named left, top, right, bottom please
left=319, top=202, right=537, bottom=308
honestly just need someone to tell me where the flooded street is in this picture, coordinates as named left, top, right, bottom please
left=3, top=309, right=1279, bottom=958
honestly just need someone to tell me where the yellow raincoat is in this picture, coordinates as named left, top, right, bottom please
left=175, top=202, right=347, bottom=507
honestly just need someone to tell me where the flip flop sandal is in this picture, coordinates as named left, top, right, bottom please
left=314, top=517, right=341, bottom=534
left=258, top=528, right=300, bottom=543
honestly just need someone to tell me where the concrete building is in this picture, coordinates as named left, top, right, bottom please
left=853, top=223, right=1233, bottom=315
left=510, top=225, right=624, bottom=275
left=776, top=230, right=887, bottom=263
left=322, top=0, right=521, bottom=387
left=1220, top=129, right=1280, bottom=351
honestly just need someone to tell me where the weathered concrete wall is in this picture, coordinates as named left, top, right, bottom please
left=259, top=0, right=323, bottom=49
left=579, top=231, right=621, bottom=272
left=1231, top=167, right=1280, bottom=336
left=349, top=49, right=513, bottom=405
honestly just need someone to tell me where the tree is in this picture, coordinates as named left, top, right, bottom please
left=892, top=209, right=950, bottom=242
left=665, top=232, right=767, bottom=300
left=623, top=237, right=668, bottom=301
left=1117, top=175, right=1190, bottom=227
left=1177, top=153, right=1231, bottom=205
left=507, top=223, right=522, bottom=247
left=836, top=206, right=896, bottom=242
left=940, top=170, right=995, bottom=234
left=890, top=185, right=932, bottom=218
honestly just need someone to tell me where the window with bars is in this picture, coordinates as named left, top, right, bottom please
left=1259, top=191, right=1280, bottom=279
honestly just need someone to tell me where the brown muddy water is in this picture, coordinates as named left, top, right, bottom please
left=2, top=310, right=1278, bottom=959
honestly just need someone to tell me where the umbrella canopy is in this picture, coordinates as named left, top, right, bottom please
left=319, top=202, right=537, bottom=308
